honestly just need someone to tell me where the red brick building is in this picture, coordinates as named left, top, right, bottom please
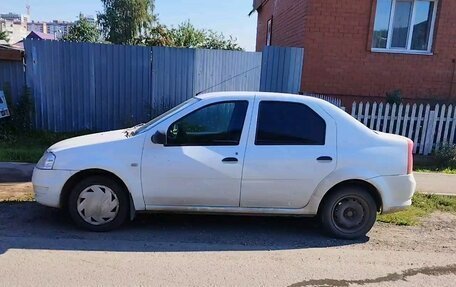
left=252, top=0, right=456, bottom=105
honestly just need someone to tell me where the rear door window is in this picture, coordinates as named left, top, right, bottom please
left=255, top=101, right=326, bottom=145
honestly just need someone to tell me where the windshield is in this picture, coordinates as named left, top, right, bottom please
left=132, top=97, right=200, bottom=136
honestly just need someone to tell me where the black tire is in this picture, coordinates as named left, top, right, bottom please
left=68, top=175, right=129, bottom=232
left=320, top=186, right=377, bottom=239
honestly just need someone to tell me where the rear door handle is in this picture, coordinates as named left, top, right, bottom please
left=222, top=157, right=238, bottom=163
left=317, top=156, right=333, bottom=162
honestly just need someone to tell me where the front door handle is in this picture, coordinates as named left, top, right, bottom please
left=222, top=157, right=238, bottom=163
left=317, top=156, right=333, bottom=162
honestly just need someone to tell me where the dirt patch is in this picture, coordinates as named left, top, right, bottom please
left=363, top=211, right=456, bottom=253
left=0, top=183, right=34, bottom=202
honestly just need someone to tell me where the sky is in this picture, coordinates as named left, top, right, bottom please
left=0, top=0, right=258, bottom=51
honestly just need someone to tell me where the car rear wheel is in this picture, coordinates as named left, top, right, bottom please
left=320, top=186, right=377, bottom=239
left=68, top=176, right=129, bottom=231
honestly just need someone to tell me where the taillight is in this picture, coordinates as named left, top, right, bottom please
left=407, top=139, right=414, bottom=174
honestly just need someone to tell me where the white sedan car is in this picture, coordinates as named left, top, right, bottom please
left=33, top=92, right=416, bottom=239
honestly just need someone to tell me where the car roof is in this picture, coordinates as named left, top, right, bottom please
left=196, top=91, right=323, bottom=103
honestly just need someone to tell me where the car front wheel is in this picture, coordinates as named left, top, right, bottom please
left=320, top=186, right=377, bottom=239
left=68, top=176, right=129, bottom=231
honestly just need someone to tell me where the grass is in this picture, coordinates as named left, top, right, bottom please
left=414, top=155, right=456, bottom=174
left=414, top=167, right=456, bottom=174
left=0, top=147, right=45, bottom=163
left=378, top=193, right=456, bottom=226
left=0, top=131, right=88, bottom=163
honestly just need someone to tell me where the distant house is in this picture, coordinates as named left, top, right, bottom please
left=251, top=0, right=456, bottom=105
left=26, top=31, right=56, bottom=41
left=12, top=31, right=56, bottom=50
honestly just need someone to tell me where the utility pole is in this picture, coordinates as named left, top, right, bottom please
left=26, top=0, right=31, bottom=16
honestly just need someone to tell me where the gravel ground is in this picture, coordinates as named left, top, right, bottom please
left=0, top=201, right=455, bottom=286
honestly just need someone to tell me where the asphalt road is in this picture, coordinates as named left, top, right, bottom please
left=0, top=202, right=455, bottom=286
left=414, top=172, right=456, bottom=196
left=0, top=162, right=35, bottom=183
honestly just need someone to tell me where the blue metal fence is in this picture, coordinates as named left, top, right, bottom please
left=0, top=60, right=25, bottom=104
left=193, top=49, right=262, bottom=94
left=150, top=46, right=196, bottom=116
left=25, top=40, right=153, bottom=131
left=260, top=46, right=304, bottom=94
left=24, top=40, right=303, bottom=132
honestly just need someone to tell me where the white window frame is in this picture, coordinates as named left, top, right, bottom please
left=371, top=0, right=438, bottom=55
left=266, top=17, right=273, bottom=46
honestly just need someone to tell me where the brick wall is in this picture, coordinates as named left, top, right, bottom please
left=255, top=0, right=456, bottom=103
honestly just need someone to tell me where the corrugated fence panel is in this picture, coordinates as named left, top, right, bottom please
left=24, top=41, right=304, bottom=132
left=0, top=60, right=25, bottom=104
left=25, top=39, right=152, bottom=132
left=193, top=49, right=262, bottom=94
left=151, top=46, right=195, bottom=116
left=260, top=46, right=304, bottom=94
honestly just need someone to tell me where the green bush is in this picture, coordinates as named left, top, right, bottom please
left=434, top=144, right=456, bottom=169
left=0, top=84, right=34, bottom=144
left=386, top=89, right=403, bottom=105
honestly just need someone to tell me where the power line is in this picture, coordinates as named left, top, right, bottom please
left=196, top=64, right=261, bottom=95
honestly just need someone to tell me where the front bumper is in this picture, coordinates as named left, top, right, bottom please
left=32, top=168, right=76, bottom=208
left=367, top=174, right=416, bottom=214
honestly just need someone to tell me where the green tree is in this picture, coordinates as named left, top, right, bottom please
left=162, top=21, right=243, bottom=51
left=168, top=21, right=206, bottom=48
left=0, top=31, right=10, bottom=43
left=134, top=24, right=174, bottom=46
left=202, top=30, right=242, bottom=51
left=62, top=17, right=100, bottom=43
left=97, top=0, right=155, bottom=44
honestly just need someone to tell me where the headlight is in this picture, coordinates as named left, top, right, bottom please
left=36, top=152, right=56, bottom=170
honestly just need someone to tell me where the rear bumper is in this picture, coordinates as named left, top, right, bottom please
left=366, top=174, right=416, bottom=214
left=32, top=168, right=75, bottom=208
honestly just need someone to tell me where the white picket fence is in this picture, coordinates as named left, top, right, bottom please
left=351, top=102, right=456, bottom=155
left=310, top=94, right=343, bottom=108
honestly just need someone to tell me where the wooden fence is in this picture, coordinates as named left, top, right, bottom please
left=351, top=102, right=456, bottom=155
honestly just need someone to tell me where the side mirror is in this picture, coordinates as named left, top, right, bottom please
left=151, top=130, right=166, bottom=145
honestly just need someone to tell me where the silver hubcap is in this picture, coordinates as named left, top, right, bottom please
left=77, top=185, right=119, bottom=226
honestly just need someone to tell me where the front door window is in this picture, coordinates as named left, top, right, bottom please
left=167, top=101, right=249, bottom=146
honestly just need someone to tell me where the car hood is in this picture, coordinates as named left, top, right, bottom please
left=48, top=129, right=128, bottom=153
